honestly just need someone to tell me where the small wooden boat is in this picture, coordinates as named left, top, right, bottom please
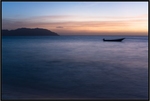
left=103, top=38, right=125, bottom=42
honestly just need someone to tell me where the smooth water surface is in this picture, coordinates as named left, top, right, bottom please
left=2, top=36, right=148, bottom=100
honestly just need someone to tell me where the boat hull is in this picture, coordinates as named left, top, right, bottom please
left=103, top=38, right=125, bottom=42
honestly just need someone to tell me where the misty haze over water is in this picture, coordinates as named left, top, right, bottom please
left=2, top=35, right=148, bottom=100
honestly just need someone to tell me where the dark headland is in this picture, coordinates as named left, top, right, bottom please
left=2, top=28, right=59, bottom=36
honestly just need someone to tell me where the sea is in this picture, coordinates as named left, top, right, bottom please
left=2, top=35, right=148, bottom=100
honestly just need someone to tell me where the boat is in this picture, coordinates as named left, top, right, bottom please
left=103, top=38, right=125, bottom=42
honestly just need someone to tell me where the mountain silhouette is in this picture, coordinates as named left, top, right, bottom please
left=2, top=28, right=59, bottom=36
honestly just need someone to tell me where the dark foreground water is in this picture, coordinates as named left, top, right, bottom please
left=2, top=36, right=148, bottom=100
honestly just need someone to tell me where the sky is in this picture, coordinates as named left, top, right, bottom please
left=2, top=2, right=148, bottom=36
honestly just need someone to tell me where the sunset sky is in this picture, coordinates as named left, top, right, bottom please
left=2, top=2, right=148, bottom=35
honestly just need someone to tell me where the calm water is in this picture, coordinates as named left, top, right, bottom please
left=2, top=36, right=148, bottom=100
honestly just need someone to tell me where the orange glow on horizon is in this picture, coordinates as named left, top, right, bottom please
left=2, top=15, right=148, bottom=36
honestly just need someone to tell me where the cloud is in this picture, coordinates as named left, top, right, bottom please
left=6, top=14, right=147, bottom=24
left=2, top=14, right=148, bottom=35
left=27, top=15, right=81, bottom=23
left=56, top=26, right=64, bottom=28
left=2, top=18, right=147, bottom=29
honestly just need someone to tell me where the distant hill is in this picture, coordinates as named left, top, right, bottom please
left=2, top=28, right=59, bottom=36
